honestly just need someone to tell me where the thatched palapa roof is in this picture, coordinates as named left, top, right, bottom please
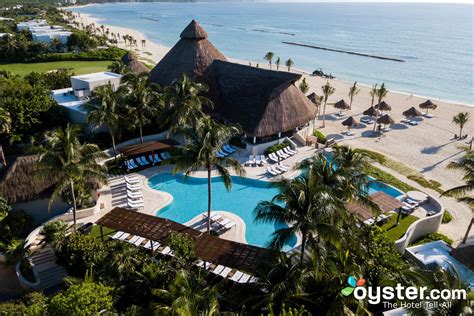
left=150, top=20, right=317, bottom=138
left=121, top=51, right=149, bottom=74
left=334, top=99, right=350, bottom=110
left=377, top=114, right=395, bottom=125
left=206, top=60, right=317, bottom=137
left=363, top=106, right=377, bottom=117
left=375, top=101, right=392, bottom=111
left=403, top=107, right=421, bottom=117
left=419, top=100, right=438, bottom=110
left=307, top=92, right=322, bottom=106
left=342, top=116, right=358, bottom=127
left=0, top=155, right=54, bottom=204
left=149, top=20, right=227, bottom=85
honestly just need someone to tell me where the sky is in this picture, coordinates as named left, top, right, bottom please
left=271, top=0, right=474, bottom=3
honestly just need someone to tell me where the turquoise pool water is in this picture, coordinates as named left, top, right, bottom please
left=149, top=173, right=403, bottom=249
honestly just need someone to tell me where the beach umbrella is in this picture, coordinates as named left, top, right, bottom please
left=333, top=99, right=350, bottom=115
left=402, top=107, right=422, bottom=118
left=377, top=114, right=395, bottom=126
left=342, top=116, right=358, bottom=131
left=307, top=92, right=322, bottom=106
left=374, top=101, right=392, bottom=112
left=363, top=106, right=377, bottom=117
left=419, top=100, right=438, bottom=115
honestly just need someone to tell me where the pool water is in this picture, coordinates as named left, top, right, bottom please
left=149, top=172, right=403, bottom=250
left=149, top=173, right=298, bottom=250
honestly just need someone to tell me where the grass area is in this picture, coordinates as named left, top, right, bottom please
left=89, top=225, right=116, bottom=239
left=0, top=60, right=113, bottom=76
left=355, top=148, right=444, bottom=194
left=380, top=213, right=419, bottom=241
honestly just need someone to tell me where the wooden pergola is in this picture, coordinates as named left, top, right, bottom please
left=118, top=139, right=179, bottom=157
left=96, top=207, right=268, bottom=271
left=346, top=192, right=403, bottom=220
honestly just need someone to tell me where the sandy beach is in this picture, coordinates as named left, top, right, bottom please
left=66, top=10, right=473, bottom=243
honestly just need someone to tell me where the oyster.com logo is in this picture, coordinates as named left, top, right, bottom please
left=341, top=275, right=366, bottom=296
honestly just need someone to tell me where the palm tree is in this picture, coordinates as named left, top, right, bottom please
left=152, top=269, right=219, bottom=315
left=0, top=106, right=11, bottom=167
left=372, top=83, right=388, bottom=132
left=369, top=83, right=378, bottom=107
left=163, top=74, right=213, bottom=134
left=86, top=83, right=123, bottom=154
left=121, top=72, right=162, bottom=143
left=36, top=124, right=108, bottom=229
left=173, top=116, right=245, bottom=234
left=299, top=78, right=309, bottom=94
left=348, top=81, right=360, bottom=110
left=285, top=58, right=294, bottom=72
left=442, top=151, right=473, bottom=243
left=275, top=57, right=281, bottom=71
left=320, top=81, right=335, bottom=128
left=264, top=52, right=274, bottom=69
left=255, top=153, right=351, bottom=263
left=452, top=112, right=470, bottom=138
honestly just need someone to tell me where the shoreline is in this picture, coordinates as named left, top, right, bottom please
left=67, top=8, right=473, bottom=108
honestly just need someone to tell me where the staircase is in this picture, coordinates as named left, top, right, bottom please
left=30, top=245, right=67, bottom=291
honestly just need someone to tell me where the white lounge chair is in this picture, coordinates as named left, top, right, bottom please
left=161, top=246, right=172, bottom=255
left=118, top=232, right=130, bottom=241
left=224, top=221, right=236, bottom=230
left=255, top=155, right=262, bottom=166
left=346, top=131, right=355, bottom=136
left=275, top=164, right=288, bottom=173
left=144, top=240, right=158, bottom=250
left=401, top=118, right=410, bottom=123
left=276, top=150, right=289, bottom=159
left=408, top=120, right=419, bottom=126
left=267, top=166, right=279, bottom=176
left=125, top=175, right=139, bottom=183
left=128, top=235, right=140, bottom=244
left=406, top=198, right=420, bottom=206
left=248, top=276, right=258, bottom=283
left=213, top=265, right=225, bottom=275
left=219, top=267, right=232, bottom=278
left=127, top=191, right=143, bottom=200
left=230, top=271, right=243, bottom=282
left=128, top=200, right=144, bottom=209
left=218, top=218, right=232, bottom=228
left=270, top=165, right=282, bottom=174
left=246, top=155, right=255, bottom=166
left=238, top=273, right=251, bottom=283
left=126, top=183, right=141, bottom=192
left=111, top=231, right=124, bottom=239
left=134, top=237, right=145, bottom=246
left=284, top=147, right=296, bottom=155
left=260, top=155, right=268, bottom=164
left=268, top=153, right=279, bottom=163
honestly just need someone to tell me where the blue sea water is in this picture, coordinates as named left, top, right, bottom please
left=72, top=2, right=473, bottom=105
left=148, top=172, right=402, bottom=249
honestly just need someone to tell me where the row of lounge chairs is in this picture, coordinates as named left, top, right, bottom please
left=196, top=260, right=257, bottom=283
left=125, top=175, right=144, bottom=209
left=267, top=164, right=289, bottom=176
left=125, top=151, right=172, bottom=171
left=204, top=212, right=236, bottom=233
left=245, top=146, right=296, bottom=167
left=401, top=118, right=420, bottom=126
left=110, top=229, right=257, bottom=284
left=362, top=213, right=391, bottom=225
left=216, top=145, right=238, bottom=158
left=401, top=198, right=419, bottom=214
left=110, top=231, right=172, bottom=255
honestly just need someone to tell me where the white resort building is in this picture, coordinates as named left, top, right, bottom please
left=17, top=19, right=71, bottom=44
left=51, top=72, right=122, bottom=124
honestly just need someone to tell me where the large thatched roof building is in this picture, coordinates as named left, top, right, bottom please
left=121, top=51, right=149, bottom=74
left=150, top=20, right=316, bottom=142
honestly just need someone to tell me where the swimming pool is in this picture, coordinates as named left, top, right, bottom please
left=149, top=172, right=403, bottom=250
left=149, top=173, right=298, bottom=250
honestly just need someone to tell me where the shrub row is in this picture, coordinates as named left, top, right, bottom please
left=265, top=141, right=290, bottom=155
left=313, top=130, right=327, bottom=144
left=31, top=47, right=126, bottom=62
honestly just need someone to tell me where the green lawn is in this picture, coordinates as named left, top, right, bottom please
left=0, top=60, right=113, bottom=76
left=380, top=213, right=419, bottom=241
left=89, top=225, right=116, bottom=240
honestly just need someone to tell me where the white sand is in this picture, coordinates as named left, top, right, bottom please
left=65, top=10, right=473, bottom=243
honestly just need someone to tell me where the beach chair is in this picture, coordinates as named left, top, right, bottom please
left=275, top=164, right=288, bottom=173
left=111, top=231, right=124, bottom=240
left=126, top=182, right=141, bottom=192
left=218, top=218, right=231, bottom=227
left=224, top=145, right=236, bottom=153
left=128, top=200, right=144, bottom=209
left=401, top=118, right=410, bottom=123
left=222, top=146, right=234, bottom=155
left=128, top=235, right=140, bottom=244
left=268, top=153, right=279, bottom=163
left=135, top=157, right=146, bottom=166
left=346, top=131, right=355, bottom=136
left=248, top=276, right=259, bottom=283
left=213, top=265, right=225, bottom=275
left=144, top=240, right=159, bottom=250
left=224, top=220, right=236, bottom=230
left=125, top=175, right=140, bottom=184
left=161, top=246, right=172, bottom=255
left=267, top=166, right=279, bottom=176
left=238, top=273, right=251, bottom=283
left=125, top=160, right=136, bottom=170
left=382, top=127, right=392, bottom=132
left=406, top=198, right=420, bottom=206
left=276, top=150, right=289, bottom=159
left=270, top=165, right=282, bottom=174
left=127, top=190, right=143, bottom=199
left=260, top=155, right=268, bottom=164
left=255, top=155, right=262, bottom=166
left=118, top=232, right=130, bottom=241
left=284, top=147, right=296, bottom=155
left=408, top=120, right=419, bottom=126
left=219, top=267, right=232, bottom=278
left=230, top=271, right=243, bottom=282
left=134, top=236, right=145, bottom=246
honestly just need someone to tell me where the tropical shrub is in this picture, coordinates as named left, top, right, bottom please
left=19, top=258, right=36, bottom=283
left=0, top=196, right=11, bottom=222
left=442, top=210, right=453, bottom=224
left=24, top=69, right=72, bottom=90
left=34, top=47, right=126, bottom=62
left=49, top=281, right=114, bottom=315
left=411, top=233, right=453, bottom=246
left=40, top=220, right=68, bottom=245
left=312, top=130, right=326, bottom=144
left=0, top=210, right=33, bottom=243
left=265, top=141, right=290, bottom=155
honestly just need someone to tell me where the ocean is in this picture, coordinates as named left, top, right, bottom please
left=72, top=2, right=473, bottom=105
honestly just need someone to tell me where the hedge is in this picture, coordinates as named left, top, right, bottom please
left=31, top=47, right=126, bottom=63
left=411, top=233, right=453, bottom=246
left=442, top=210, right=453, bottom=224
left=313, top=130, right=327, bottom=144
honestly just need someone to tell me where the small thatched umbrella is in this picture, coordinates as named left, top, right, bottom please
left=307, top=92, right=321, bottom=106
left=334, top=99, right=350, bottom=115
left=363, top=106, right=377, bottom=117
left=121, top=51, right=149, bottom=74
left=342, top=116, right=358, bottom=132
left=377, top=114, right=395, bottom=126
left=419, top=100, right=438, bottom=115
left=402, top=106, right=422, bottom=118
left=374, top=101, right=392, bottom=113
